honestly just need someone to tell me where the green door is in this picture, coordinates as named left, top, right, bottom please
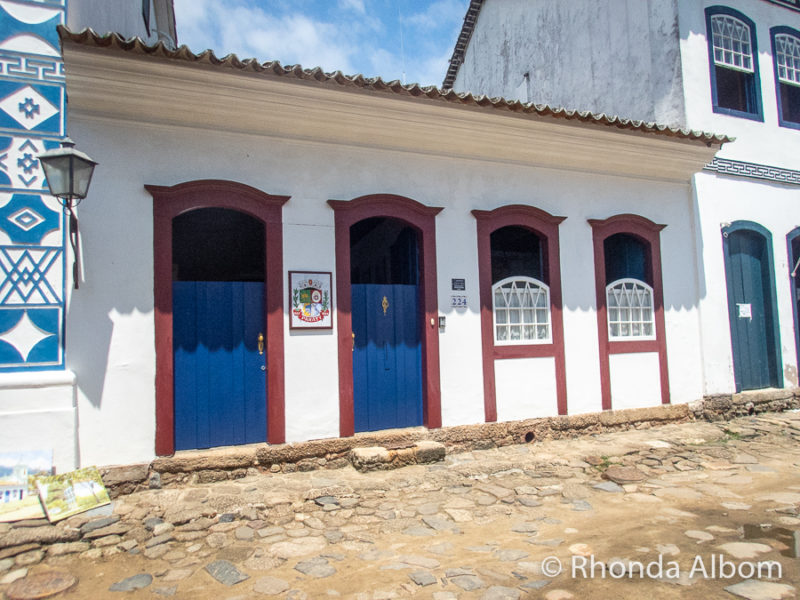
left=723, top=223, right=781, bottom=391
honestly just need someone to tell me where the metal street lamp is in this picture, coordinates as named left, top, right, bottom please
left=38, top=138, right=98, bottom=289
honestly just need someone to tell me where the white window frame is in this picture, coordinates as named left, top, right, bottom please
left=776, top=33, right=800, bottom=85
left=492, top=276, right=551, bottom=345
left=606, top=278, right=655, bottom=341
left=712, top=15, right=754, bottom=73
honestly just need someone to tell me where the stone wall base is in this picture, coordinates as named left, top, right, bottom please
left=99, top=387, right=800, bottom=497
left=691, top=387, right=800, bottom=421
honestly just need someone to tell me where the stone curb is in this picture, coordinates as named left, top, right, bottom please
left=98, top=388, right=800, bottom=496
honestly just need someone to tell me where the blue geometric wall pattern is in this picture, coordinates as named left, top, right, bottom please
left=0, top=81, right=62, bottom=136
left=0, top=136, right=61, bottom=190
left=0, top=55, right=64, bottom=83
left=0, top=2, right=62, bottom=58
left=0, top=307, right=59, bottom=367
left=0, top=193, right=60, bottom=244
left=0, top=246, right=62, bottom=304
left=0, top=0, right=65, bottom=371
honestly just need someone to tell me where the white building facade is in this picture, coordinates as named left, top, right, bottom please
left=0, top=0, right=742, bottom=470
left=448, top=0, right=800, bottom=399
left=0, top=0, right=174, bottom=471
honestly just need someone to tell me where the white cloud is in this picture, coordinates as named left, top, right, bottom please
left=404, top=0, right=465, bottom=32
left=173, top=1, right=358, bottom=73
left=239, top=13, right=356, bottom=72
left=338, top=0, right=365, bottom=14
left=172, top=0, right=466, bottom=84
left=411, top=47, right=455, bottom=88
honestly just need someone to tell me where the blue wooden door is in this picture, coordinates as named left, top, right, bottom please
left=725, top=229, right=779, bottom=391
left=352, top=283, right=422, bottom=432
left=173, top=281, right=266, bottom=450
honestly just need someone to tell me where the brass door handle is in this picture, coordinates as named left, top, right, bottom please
left=258, top=333, right=264, bottom=355
left=352, top=332, right=355, bottom=352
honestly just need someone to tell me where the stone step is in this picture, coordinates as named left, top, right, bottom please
left=350, top=441, right=446, bottom=472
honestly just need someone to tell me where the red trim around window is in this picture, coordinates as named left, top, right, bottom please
left=147, top=180, right=289, bottom=456
left=328, top=194, right=443, bottom=437
left=588, top=214, right=669, bottom=410
left=472, top=205, right=567, bottom=421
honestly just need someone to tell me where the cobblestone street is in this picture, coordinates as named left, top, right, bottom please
left=3, top=412, right=800, bottom=599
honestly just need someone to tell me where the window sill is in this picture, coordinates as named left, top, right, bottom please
left=712, top=105, right=764, bottom=122
left=778, top=118, right=800, bottom=130
left=608, top=339, right=660, bottom=354
left=493, top=344, right=558, bottom=359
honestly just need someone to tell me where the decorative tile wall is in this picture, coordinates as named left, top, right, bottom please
left=0, top=0, right=66, bottom=371
left=705, top=157, right=800, bottom=186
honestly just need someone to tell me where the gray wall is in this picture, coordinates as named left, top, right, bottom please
left=67, top=0, right=175, bottom=47
left=453, top=0, right=687, bottom=127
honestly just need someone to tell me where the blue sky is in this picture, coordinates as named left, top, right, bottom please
left=172, top=0, right=469, bottom=87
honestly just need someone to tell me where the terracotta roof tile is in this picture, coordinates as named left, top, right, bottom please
left=58, top=26, right=731, bottom=146
left=443, top=0, right=484, bottom=91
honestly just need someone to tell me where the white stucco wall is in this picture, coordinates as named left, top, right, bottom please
left=454, top=0, right=800, bottom=396
left=495, top=357, right=558, bottom=422
left=677, top=0, right=800, bottom=168
left=693, top=171, right=800, bottom=393
left=609, top=353, right=662, bottom=409
left=453, top=0, right=686, bottom=127
left=0, top=371, right=77, bottom=472
left=677, top=1, right=800, bottom=393
left=62, top=111, right=708, bottom=466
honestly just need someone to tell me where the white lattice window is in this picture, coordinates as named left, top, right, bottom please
left=606, top=278, right=655, bottom=340
left=493, top=277, right=551, bottom=345
left=776, top=34, right=800, bottom=85
left=712, top=15, right=754, bottom=72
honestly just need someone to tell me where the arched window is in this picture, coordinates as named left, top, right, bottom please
left=490, top=225, right=550, bottom=345
left=604, top=233, right=654, bottom=340
left=706, top=7, right=763, bottom=120
left=772, top=27, right=800, bottom=129
left=712, top=15, right=753, bottom=71
left=473, top=207, right=567, bottom=420
left=493, top=276, right=551, bottom=344
left=589, top=215, right=669, bottom=410
left=606, top=279, right=655, bottom=340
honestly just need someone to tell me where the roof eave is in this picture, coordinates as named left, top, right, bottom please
left=58, top=28, right=729, bottom=184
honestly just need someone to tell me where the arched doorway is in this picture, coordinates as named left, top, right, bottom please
left=722, top=221, right=782, bottom=391
left=350, top=217, right=422, bottom=432
left=172, top=208, right=266, bottom=450
left=328, top=194, right=442, bottom=437
left=147, top=180, right=289, bottom=455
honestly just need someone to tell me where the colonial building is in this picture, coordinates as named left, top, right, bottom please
left=1, top=0, right=729, bottom=469
left=446, top=0, right=800, bottom=398
left=0, top=0, right=174, bottom=471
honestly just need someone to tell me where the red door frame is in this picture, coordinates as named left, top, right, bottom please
left=328, top=194, right=443, bottom=437
left=147, top=180, right=289, bottom=456
left=473, top=205, right=568, bottom=421
left=589, top=214, right=670, bottom=410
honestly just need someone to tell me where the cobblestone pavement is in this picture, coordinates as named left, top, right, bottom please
left=3, top=413, right=800, bottom=599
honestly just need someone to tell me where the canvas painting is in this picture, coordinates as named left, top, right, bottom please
left=36, top=466, right=110, bottom=522
left=0, top=450, right=52, bottom=522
